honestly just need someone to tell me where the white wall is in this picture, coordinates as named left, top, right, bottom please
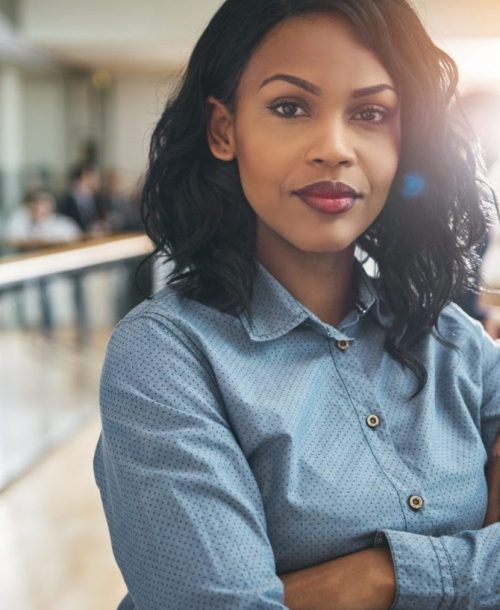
left=21, top=72, right=105, bottom=193
left=18, top=0, right=500, bottom=48
left=22, top=73, right=66, bottom=186
left=0, top=66, right=23, bottom=211
left=415, top=0, right=500, bottom=39
left=19, top=0, right=224, bottom=48
left=109, top=73, right=176, bottom=191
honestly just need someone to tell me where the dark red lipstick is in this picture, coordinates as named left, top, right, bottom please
left=293, top=180, right=361, bottom=214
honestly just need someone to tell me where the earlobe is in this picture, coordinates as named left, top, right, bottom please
left=206, top=95, right=236, bottom=161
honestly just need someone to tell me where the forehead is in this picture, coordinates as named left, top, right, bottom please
left=238, top=12, right=394, bottom=94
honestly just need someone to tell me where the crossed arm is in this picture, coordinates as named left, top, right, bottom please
left=280, top=431, right=500, bottom=610
left=96, top=316, right=500, bottom=609
left=280, top=546, right=396, bottom=610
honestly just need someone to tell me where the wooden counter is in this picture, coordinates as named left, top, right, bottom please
left=0, top=233, right=153, bottom=288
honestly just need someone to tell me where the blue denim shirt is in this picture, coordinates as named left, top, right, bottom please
left=94, top=258, right=500, bottom=609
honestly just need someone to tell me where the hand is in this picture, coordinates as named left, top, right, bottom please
left=483, top=429, right=500, bottom=527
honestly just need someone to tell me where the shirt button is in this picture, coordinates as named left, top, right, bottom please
left=408, top=495, right=424, bottom=511
left=336, top=339, right=350, bottom=351
left=366, top=414, right=380, bottom=428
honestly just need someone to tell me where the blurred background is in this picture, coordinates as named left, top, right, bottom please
left=1, top=1, right=500, bottom=608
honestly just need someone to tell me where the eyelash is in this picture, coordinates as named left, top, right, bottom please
left=267, top=100, right=392, bottom=123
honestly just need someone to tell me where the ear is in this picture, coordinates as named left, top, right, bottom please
left=206, top=95, right=236, bottom=161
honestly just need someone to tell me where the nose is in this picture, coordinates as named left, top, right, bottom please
left=306, top=116, right=356, bottom=168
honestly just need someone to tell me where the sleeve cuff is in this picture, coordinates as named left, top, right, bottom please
left=373, top=529, right=455, bottom=610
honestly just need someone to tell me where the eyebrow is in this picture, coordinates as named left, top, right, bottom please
left=259, top=73, right=398, bottom=99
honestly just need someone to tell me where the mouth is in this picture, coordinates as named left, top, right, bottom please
left=292, top=180, right=362, bottom=214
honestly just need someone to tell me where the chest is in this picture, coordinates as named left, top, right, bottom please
left=208, top=324, right=488, bottom=572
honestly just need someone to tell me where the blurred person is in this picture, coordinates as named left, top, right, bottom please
left=58, top=164, right=108, bottom=341
left=94, top=2, right=500, bottom=609
left=2, top=189, right=82, bottom=335
left=100, top=169, right=153, bottom=320
left=3, top=188, right=82, bottom=247
left=453, top=90, right=500, bottom=338
left=102, top=168, right=134, bottom=232
left=79, top=137, right=99, bottom=166
left=58, top=163, right=107, bottom=235
left=121, top=174, right=147, bottom=232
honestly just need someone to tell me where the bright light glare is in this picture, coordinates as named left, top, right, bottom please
left=440, top=38, right=500, bottom=88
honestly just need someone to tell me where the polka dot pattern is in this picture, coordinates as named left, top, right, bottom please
left=94, top=258, right=500, bottom=609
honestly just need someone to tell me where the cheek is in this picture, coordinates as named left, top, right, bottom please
left=365, top=136, right=400, bottom=199
left=234, top=120, right=296, bottom=204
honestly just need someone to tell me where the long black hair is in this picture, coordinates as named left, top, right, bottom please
left=140, top=0, right=497, bottom=398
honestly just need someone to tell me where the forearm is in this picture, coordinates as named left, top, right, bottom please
left=280, top=547, right=396, bottom=610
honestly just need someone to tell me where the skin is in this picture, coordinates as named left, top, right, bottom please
left=281, top=547, right=396, bottom=610
left=206, top=11, right=500, bottom=609
left=29, top=196, right=55, bottom=223
left=207, top=12, right=401, bottom=327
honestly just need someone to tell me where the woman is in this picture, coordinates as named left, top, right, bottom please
left=94, top=1, right=500, bottom=608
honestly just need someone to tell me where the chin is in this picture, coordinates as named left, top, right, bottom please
left=292, top=231, right=358, bottom=253
left=293, top=240, right=356, bottom=255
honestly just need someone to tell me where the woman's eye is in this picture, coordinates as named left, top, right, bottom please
left=267, top=102, right=391, bottom=122
left=353, top=107, right=390, bottom=123
left=268, top=101, right=307, bottom=118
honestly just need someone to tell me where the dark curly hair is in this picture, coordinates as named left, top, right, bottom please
left=140, top=0, right=497, bottom=399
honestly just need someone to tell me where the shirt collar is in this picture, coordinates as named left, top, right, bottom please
left=238, top=258, right=393, bottom=342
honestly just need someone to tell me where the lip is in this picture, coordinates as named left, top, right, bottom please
left=292, top=180, right=361, bottom=215
left=294, top=180, right=361, bottom=198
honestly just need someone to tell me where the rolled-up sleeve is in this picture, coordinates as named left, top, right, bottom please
left=374, top=525, right=500, bottom=609
left=374, top=329, right=500, bottom=610
left=93, top=313, right=287, bottom=610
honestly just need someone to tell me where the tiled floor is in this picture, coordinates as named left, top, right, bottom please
left=0, top=329, right=108, bottom=490
left=0, top=327, right=126, bottom=609
left=0, top=414, right=126, bottom=610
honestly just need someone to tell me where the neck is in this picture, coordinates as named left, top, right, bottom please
left=256, top=233, right=357, bottom=328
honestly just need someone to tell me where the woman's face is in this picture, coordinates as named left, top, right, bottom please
left=208, top=12, right=401, bottom=261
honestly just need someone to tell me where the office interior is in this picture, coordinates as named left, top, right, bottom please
left=0, top=1, right=500, bottom=609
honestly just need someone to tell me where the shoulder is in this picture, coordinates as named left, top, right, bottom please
left=45, top=215, right=82, bottom=239
left=438, top=301, right=484, bottom=336
left=118, top=285, right=230, bottom=331
left=54, top=213, right=81, bottom=230
left=100, top=288, right=232, bottom=422
left=435, top=301, right=499, bottom=366
left=107, top=286, right=241, bottom=361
